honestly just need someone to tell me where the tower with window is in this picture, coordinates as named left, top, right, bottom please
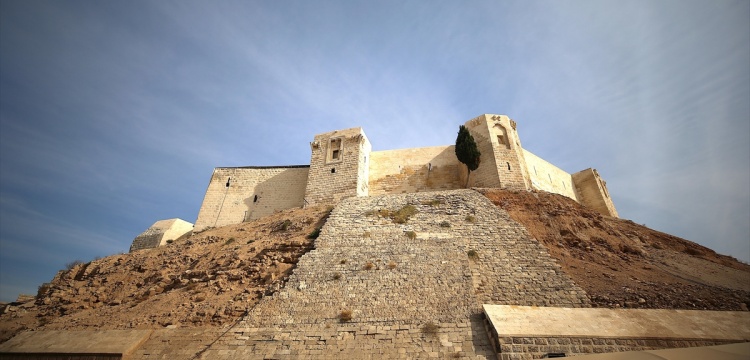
left=462, top=114, right=531, bottom=190
left=304, top=127, right=371, bottom=206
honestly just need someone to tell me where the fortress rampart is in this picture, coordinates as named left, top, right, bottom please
left=194, top=114, right=617, bottom=231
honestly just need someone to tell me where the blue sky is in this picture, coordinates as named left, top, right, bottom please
left=1, top=0, right=748, bottom=302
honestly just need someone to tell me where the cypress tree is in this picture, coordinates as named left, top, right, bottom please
left=455, top=125, right=481, bottom=187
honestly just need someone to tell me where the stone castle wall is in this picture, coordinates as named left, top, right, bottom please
left=193, top=166, right=309, bottom=232
left=192, top=114, right=618, bottom=233
left=572, top=168, right=619, bottom=217
left=368, top=145, right=463, bottom=195
left=523, top=149, right=579, bottom=201
left=129, top=218, right=194, bottom=252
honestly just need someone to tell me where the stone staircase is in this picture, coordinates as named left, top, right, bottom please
left=199, top=189, right=589, bottom=359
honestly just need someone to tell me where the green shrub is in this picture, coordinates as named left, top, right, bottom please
left=333, top=272, right=342, bottom=280
left=378, top=209, right=392, bottom=217
left=281, top=219, right=292, bottom=231
left=439, top=221, right=451, bottom=228
left=405, top=231, right=417, bottom=240
left=392, top=205, right=417, bottom=224
left=364, top=261, right=375, bottom=270
left=465, top=215, right=476, bottom=223
left=307, top=228, right=322, bottom=239
left=467, top=250, right=478, bottom=259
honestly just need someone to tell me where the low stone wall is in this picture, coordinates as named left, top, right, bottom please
left=484, top=305, right=750, bottom=359
left=493, top=336, right=739, bottom=359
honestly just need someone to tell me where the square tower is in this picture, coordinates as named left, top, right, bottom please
left=304, top=127, right=371, bottom=206
left=463, top=114, right=531, bottom=190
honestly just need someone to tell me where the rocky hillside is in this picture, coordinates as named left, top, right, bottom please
left=480, top=189, right=750, bottom=311
left=2, top=189, right=749, bottom=345
left=0, top=205, right=332, bottom=343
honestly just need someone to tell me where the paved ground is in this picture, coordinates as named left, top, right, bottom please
left=0, top=329, right=152, bottom=357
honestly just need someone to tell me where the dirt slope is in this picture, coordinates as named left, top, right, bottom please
left=480, top=189, right=750, bottom=311
left=0, top=205, right=332, bottom=343
left=2, top=189, right=749, bottom=345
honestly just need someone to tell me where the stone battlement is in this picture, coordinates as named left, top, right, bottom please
left=193, top=114, right=618, bottom=232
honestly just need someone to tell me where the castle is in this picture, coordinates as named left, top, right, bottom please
left=193, top=114, right=617, bottom=232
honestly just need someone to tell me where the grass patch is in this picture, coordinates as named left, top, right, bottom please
left=307, top=227, right=322, bottom=239
left=365, top=206, right=417, bottom=224
left=339, top=309, right=353, bottom=322
left=421, top=322, right=440, bottom=335
left=392, top=205, right=417, bottom=224
left=405, top=231, right=417, bottom=240
left=464, top=215, right=476, bottom=223
left=280, top=219, right=292, bottom=231
left=364, top=261, right=375, bottom=270
left=439, top=221, right=451, bottom=228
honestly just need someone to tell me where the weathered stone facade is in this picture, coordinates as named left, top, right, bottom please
left=197, top=189, right=589, bottom=359
left=193, top=166, right=309, bottom=232
left=129, top=219, right=193, bottom=252
left=193, top=114, right=618, bottom=231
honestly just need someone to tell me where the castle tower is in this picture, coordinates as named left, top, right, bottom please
left=304, top=127, right=371, bottom=206
left=571, top=168, right=619, bottom=217
left=463, top=114, right=531, bottom=190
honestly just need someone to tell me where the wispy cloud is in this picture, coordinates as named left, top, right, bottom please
left=1, top=0, right=747, bottom=302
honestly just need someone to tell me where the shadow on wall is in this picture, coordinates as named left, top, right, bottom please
left=369, top=146, right=464, bottom=195
left=241, top=169, right=308, bottom=222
